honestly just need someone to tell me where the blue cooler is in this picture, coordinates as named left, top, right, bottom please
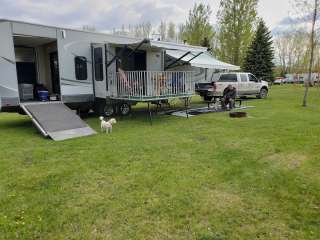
left=38, top=90, right=49, bottom=101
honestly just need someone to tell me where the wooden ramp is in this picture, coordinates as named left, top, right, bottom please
left=20, top=102, right=96, bottom=141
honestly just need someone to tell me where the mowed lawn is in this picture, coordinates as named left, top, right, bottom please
left=0, top=85, right=319, bottom=240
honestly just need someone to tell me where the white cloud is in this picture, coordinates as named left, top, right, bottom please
left=0, top=0, right=293, bottom=33
left=258, top=0, right=291, bottom=28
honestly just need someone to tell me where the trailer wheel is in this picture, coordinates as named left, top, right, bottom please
left=118, top=103, right=131, bottom=116
left=79, top=108, right=90, bottom=117
left=104, top=104, right=115, bottom=117
left=94, top=102, right=115, bottom=117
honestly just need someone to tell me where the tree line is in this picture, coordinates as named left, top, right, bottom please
left=179, top=1, right=274, bottom=83
left=112, top=1, right=262, bottom=69
left=112, top=21, right=179, bottom=42
left=112, top=0, right=273, bottom=82
left=274, top=1, right=320, bottom=77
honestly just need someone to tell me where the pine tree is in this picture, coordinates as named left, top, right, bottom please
left=243, top=20, right=274, bottom=82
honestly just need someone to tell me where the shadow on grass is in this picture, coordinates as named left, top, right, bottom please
left=0, top=117, right=32, bottom=129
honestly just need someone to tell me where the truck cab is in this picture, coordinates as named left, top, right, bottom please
left=195, top=72, right=269, bottom=101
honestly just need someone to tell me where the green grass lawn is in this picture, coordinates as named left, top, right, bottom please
left=0, top=85, right=320, bottom=240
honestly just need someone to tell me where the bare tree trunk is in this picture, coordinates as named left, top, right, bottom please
left=303, top=0, right=318, bottom=107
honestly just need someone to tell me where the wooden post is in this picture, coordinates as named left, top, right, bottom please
left=185, top=97, right=189, bottom=119
left=148, top=102, right=153, bottom=125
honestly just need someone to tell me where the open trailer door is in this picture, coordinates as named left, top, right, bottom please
left=0, top=21, right=19, bottom=109
left=91, top=43, right=107, bottom=99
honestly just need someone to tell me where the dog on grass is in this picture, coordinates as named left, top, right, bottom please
left=99, top=116, right=117, bottom=134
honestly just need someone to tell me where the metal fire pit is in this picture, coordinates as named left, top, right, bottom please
left=229, top=112, right=247, bottom=118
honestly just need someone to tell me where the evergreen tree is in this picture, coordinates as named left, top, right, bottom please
left=243, top=20, right=274, bottom=82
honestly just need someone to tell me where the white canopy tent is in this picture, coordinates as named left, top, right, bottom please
left=165, top=49, right=240, bottom=71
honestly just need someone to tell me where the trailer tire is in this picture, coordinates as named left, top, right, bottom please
left=118, top=103, right=131, bottom=116
left=94, top=102, right=115, bottom=117
left=103, top=104, right=115, bottom=117
left=79, top=108, right=90, bottom=117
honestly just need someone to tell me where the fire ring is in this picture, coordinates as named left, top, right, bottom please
left=229, top=112, right=247, bottom=118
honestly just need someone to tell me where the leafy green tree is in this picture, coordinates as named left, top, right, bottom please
left=159, top=21, right=167, bottom=41
left=181, top=3, right=214, bottom=46
left=243, top=20, right=274, bottom=82
left=215, top=0, right=258, bottom=66
left=167, top=22, right=176, bottom=41
left=292, top=0, right=320, bottom=107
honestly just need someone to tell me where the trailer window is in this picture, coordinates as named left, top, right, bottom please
left=75, top=56, right=88, bottom=80
left=219, top=74, right=237, bottom=82
left=94, top=48, right=103, bottom=81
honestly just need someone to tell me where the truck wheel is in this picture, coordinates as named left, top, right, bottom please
left=118, top=103, right=131, bottom=116
left=258, top=88, right=268, bottom=99
left=203, top=96, right=213, bottom=102
left=94, top=102, right=115, bottom=117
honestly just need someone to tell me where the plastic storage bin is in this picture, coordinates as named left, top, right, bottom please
left=38, top=90, right=49, bottom=101
left=18, top=84, right=34, bottom=101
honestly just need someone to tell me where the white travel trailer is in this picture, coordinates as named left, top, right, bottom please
left=0, top=19, right=239, bottom=140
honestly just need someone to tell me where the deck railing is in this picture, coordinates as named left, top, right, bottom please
left=108, top=71, right=194, bottom=100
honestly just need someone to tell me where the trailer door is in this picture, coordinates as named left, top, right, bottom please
left=105, top=43, right=116, bottom=97
left=92, top=44, right=106, bottom=99
left=0, top=22, right=19, bottom=108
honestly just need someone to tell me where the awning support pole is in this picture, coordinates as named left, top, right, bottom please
left=106, top=39, right=149, bottom=69
left=183, top=52, right=204, bottom=65
left=106, top=45, right=128, bottom=68
left=127, top=39, right=149, bottom=57
left=165, top=51, right=191, bottom=70
left=185, top=97, right=189, bottom=119
left=106, top=56, right=119, bottom=68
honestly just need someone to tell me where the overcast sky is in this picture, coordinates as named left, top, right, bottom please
left=0, top=0, right=292, bottom=33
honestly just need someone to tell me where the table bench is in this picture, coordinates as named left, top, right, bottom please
left=205, top=97, right=243, bottom=109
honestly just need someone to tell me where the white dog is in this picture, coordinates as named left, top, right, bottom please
left=99, top=116, right=117, bottom=134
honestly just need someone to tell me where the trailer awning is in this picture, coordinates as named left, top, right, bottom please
left=166, top=49, right=240, bottom=70
left=105, top=36, right=145, bottom=45
left=106, top=38, right=239, bottom=70
left=149, top=40, right=207, bottom=53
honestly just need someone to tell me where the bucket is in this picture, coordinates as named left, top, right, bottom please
left=38, top=90, right=49, bottom=101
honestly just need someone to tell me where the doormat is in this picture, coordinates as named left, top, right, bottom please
left=166, top=106, right=255, bottom=118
